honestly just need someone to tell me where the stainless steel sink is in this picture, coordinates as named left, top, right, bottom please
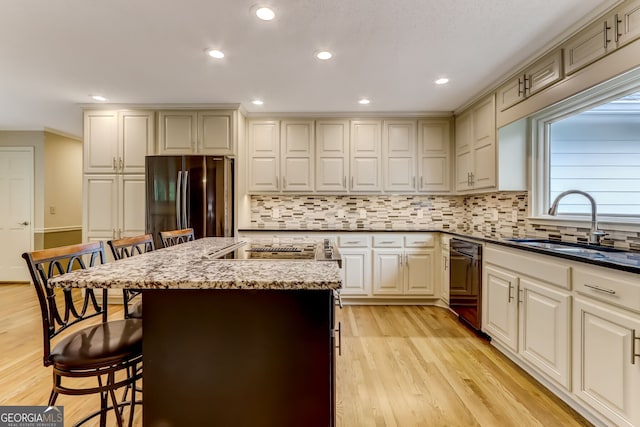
left=506, top=239, right=623, bottom=254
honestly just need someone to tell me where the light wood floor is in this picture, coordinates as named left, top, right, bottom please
left=0, top=283, right=590, bottom=427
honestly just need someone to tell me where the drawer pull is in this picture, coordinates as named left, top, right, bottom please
left=379, top=241, right=395, bottom=244
left=508, top=283, right=514, bottom=303
left=584, top=284, right=616, bottom=295
left=632, top=329, right=640, bottom=365
left=335, top=321, right=342, bottom=356
left=412, top=240, right=427, bottom=244
left=345, top=241, right=361, bottom=245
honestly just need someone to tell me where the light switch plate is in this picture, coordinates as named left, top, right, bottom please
left=337, top=209, right=345, bottom=219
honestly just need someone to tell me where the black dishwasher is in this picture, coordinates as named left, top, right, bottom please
left=450, top=239, right=483, bottom=331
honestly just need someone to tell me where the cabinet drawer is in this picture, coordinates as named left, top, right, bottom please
left=338, top=235, right=369, bottom=248
left=404, top=234, right=434, bottom=248
left=574, top=266, right=640, bottom=313
left=372, top=235, right=403, bottom=248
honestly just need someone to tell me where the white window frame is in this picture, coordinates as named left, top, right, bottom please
left=530, top=67, right=640, bottom=230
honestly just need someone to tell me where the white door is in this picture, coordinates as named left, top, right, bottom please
left=382, top=120, right=416, bottom=192
left=483, top=265, right=519, bottom=352
left=339, top=248, right=371, bottom=296
left=372, top=249, right=403, bottom=295
left=0, top=148, right=33, bottom=282
left=404, top=249, right=434, bottom=295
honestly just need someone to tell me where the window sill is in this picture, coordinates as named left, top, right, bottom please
left=528, top=215, right=640, bottom=232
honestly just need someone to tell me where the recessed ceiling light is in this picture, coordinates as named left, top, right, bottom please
left=316, top=51, right=333, bottom=60
left=435, top=77, right=449, bottom=85
left=90, top=95, right=107, bottom=102
left=255, top=6, right=275, bottom=20
left=207, top=49, right=225, bottom=59
left=358, top=98, right=371, bottom=105
left=252, top=99, right=264, bottom=106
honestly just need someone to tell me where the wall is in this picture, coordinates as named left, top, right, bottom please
left=249, top=191, right=640, bottom=251
left=43, top=131, right=82, bottom=247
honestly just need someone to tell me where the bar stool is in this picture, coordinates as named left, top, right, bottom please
left=159, top=228, right=195, bottom=248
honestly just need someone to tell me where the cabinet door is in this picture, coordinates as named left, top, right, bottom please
left=316, top=120, right=349, bottom=192
left=519, top=278, right=571, bottom=390
left=350, top=120, right=381, bottom=192
left=454, top=112, right=473, bottom=191
left=404, top=249, right=434, bottom=295
left=563, top=17, right=613, bottom=75
left=84, top=111, right=118, bottom=173
left=372, top=249, right=403, bottom=295
left=483, top=265, right=519, bottom=352
left=198, top=111, right=233, bottom=154
left=119, top=111, right=153, bottom=173
left=382, top=120, right=416, bottom=192
left=616, top=0, right=640, bottom=48
left=573, top=296, right=640, bottom=427
left=157, top=111, right=197, bottom=154
left=248, top=121, right=280, bottom=192
left=118, top=174, right=146, bottom=238
left=339, top=248, right=371, bottom=296
left=84, top=175, right=118, bottom=239
left=496, top=75, right=525, bottom=112
left=281, top=120, right=313, bottom=192
left=441, top=249, right=450, bottom=304
left=418, top=119, right=450, bottom=192
left=471, top=95, right=496, bottom=190
left=526, top=50, right=563, bottom=97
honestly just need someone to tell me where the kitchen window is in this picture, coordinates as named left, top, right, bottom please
left=530, top=67, right=640, bottom=225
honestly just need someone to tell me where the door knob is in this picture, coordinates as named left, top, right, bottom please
left=19, top=221, right=29, bottom=226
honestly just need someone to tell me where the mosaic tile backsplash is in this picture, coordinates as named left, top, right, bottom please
left=250, top=192, right=640, bottom=251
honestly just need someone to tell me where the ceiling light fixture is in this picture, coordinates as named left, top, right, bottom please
left=316, top=51, right=332, bottom=60
left=435, top=77, right=449, bottom=85
left=252, top=99, right=264, bottom=105
left=207, top=49, right=225, bottom=59
left=255, top=6, right=275, bottom=20
left=90, top=95, right=107, bottom=102
left=358, top=98, right=370, bottom=105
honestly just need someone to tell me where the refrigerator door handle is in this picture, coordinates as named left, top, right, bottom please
left=176, top=171, right=183, bottom=229
left=182, top=170, right=189, bottom=228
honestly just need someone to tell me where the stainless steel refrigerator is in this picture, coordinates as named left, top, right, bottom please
left=145, top=155, right=234, bottom=248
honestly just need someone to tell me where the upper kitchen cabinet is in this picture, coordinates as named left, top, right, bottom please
left=382, top=120, right=417, bottom=192
left=418, top=118, right=452, bottom=192
left=455, top=95, right=496, bottom=192
left=84, top=110, right=154, bottom=174
left=280, top=120, right=314, bottom=192
left=248, top=120, right=280, bottom=192
left=497, top=50, right=563, bottom=112
left=563, top=0, right=640, bottom=75
left=350, top=120, right=382, bottom=192
left=157, top=110, right=235, bottom=155
left=315, top=120, right=349, bottom=192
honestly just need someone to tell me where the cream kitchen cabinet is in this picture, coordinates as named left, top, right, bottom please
left=563, top=0, right=640, bottom=75
left=350, top=120, right=381, bottom=192
left=247, top=120, right=314, bottom=193
left=372, top=234, right=435, bottom=296
left=157, top=110, right=234, bottom=155
left=418, top=119, right=452, bottom=192
left=440, top=235, right=450, bottom=304
left=496, top=50, right=563, bottom=112
left=337, top=235, right=371, bottom=297
left=455, top=94, right=496, bottom=192
left=483, top=245, right=572, bottom=390
left=83, top=174, right=146, bottom=243
left=84, top=110, right=154, bottom=174
left=315, top=120, right=349, bottom=192
left=382, top=120, right=417, bottom=192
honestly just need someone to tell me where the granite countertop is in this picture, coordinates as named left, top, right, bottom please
left=49, top=237, right=342, bottom=291
left=239, top=228, right=640, bottom=274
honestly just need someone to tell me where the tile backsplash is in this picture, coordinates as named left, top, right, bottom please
left=250, top=192, right=640, bottom=251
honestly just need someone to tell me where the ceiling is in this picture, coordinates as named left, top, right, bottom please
left=0, top=0, right=619, bottom=137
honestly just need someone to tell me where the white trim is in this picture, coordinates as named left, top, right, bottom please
left=36, top=226, right=83, bottom=234
left=44, top=127, right=82, bottom=141
left=245, top=111, right=453, bottom=119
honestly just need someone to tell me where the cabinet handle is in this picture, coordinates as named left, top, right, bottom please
left=112, top=229, right=116, bottom=239
left=380, top=241, right=394, bottom=244
left=118, top=229, right=122, bottom=239
left=343, top=176, right=346, bottom=188
left=518, top=288, right=523, bottom=304
left=615, top=14, right=622, bottom=43
left=523, top=75, right=530, bottom=96
left=119, top=157, right=123, bottom=170
left=470, top=172, right=474, bottom=185
left=413, top=240, right=427, bottom=244
left=584, top=283, right=616, bottom=295
left=412, top=176, right=416, bottom=188
left=113, top=157, right=117, bottom=170
left=604, top=20, right=611, bottom=48
left=335, top=321, right=342, bottom=356
left=275, top=175, right=279, bottom=189
left=632, top=329, right=640, bottom=365
left=346, top=241, right=360, bottom=244
left=508, top=283, right=514, bottom=302
left=517, top=77, right=524, bottom=97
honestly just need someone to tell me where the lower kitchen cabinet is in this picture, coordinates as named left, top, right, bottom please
left=440, top=235, right=450, bottom=304
left=483, top=245, right=571, bottom=390
left=339, top=248, right=371, bottom=296
left=573, top=296, right=640, bottom=427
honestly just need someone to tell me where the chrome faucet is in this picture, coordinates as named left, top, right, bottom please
left=548, top=190, right=606, bottom=245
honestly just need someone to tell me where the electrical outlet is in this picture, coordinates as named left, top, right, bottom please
left=358, top=209, right=367, bottom=219
left=416, top=209, right=424, bottom=219
left=512, top=210, right=519, bottom=222
left=49, top=205, right=56, bottom=215
left=337, top=209, right=345, bottom=219
left=272, top=208, right=280, bottom=219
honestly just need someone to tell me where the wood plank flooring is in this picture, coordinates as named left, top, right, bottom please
left=0, top=284, right=591, bottom=426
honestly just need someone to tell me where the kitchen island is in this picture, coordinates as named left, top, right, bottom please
left=50, top=237, right=342, bottom=427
